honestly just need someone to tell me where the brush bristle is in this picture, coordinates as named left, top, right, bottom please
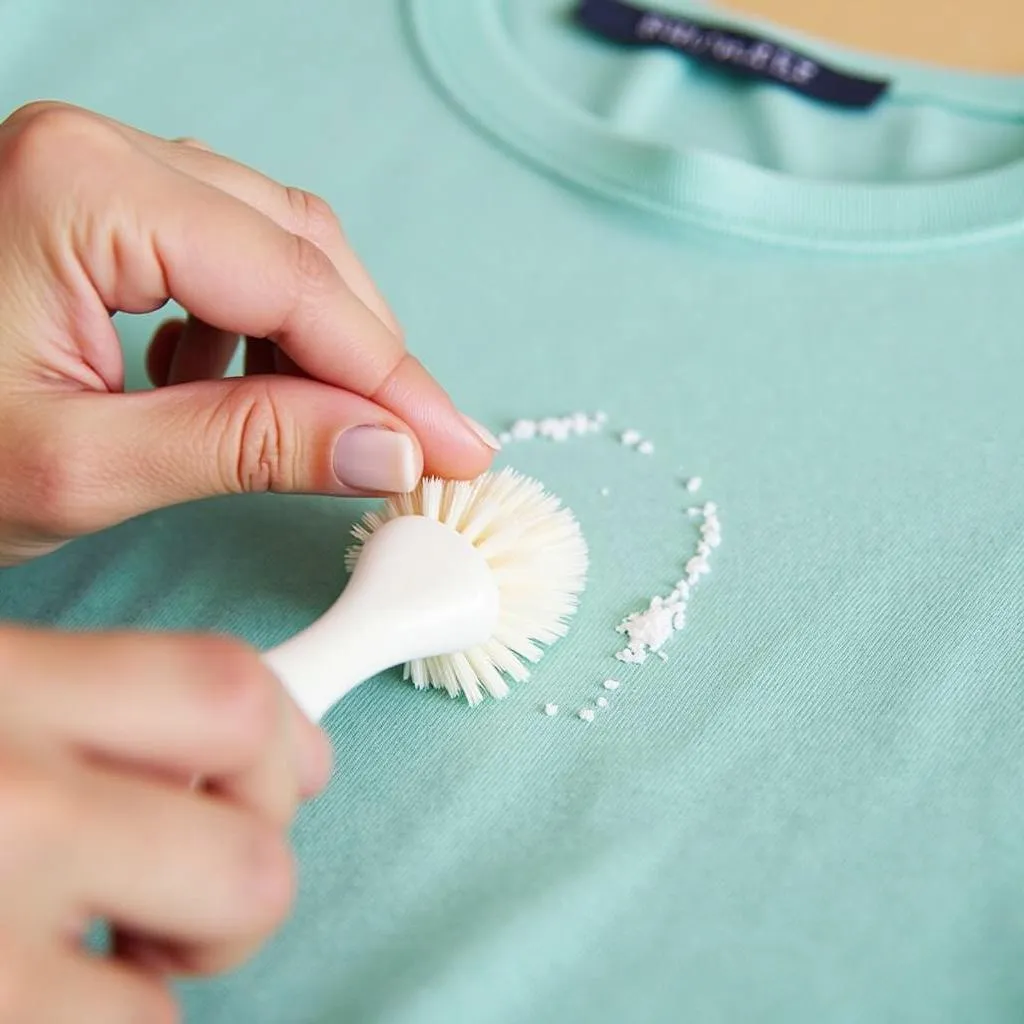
left=344, top=467, right=588, bottom=705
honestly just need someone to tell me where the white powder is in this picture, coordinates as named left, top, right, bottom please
left=615, top=598, right=678, bottom=661
left=503, top=412, right=608, bottom=444
left=616, top=646, right=648, bottom=664
left=615, top=502, right=721, bottom=663
left=571, top=412, right=591, bottom=435
left=538, top=417, right=572, bottom=441
left=511, top=419, right=537, bottom=441
left=485, top=411, right=722, bottom=709
left=685, top=555, right=710, bottom=576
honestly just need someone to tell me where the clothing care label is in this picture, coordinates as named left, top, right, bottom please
left=573, top=0, right=890, bottom=109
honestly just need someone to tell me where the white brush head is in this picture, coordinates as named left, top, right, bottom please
left=345, top=467, right=588, bottom=705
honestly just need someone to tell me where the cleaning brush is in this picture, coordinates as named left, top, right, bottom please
left=263, top=467, right=588, bottom=718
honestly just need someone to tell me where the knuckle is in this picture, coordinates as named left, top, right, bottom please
left=195, top=638, right=280, bottom=758
left=21, top=427, right=102, bottom=539
left=173, top=135, right=211, bottom=151
left=2, top=101, right=117, bottom=181
left=214, top=382, right=297, bottom=494
left=284, top=186, right=340, bottom=248
left=290, top=231, right=336, bottom=296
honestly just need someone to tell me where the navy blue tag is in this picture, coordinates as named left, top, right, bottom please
left=574, top=0, right=890, bottom=109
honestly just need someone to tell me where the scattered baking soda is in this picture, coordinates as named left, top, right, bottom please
left=484, top=408, right=722, bottom=708
left=615, top=502, right=721, bottom=663
left=538, top=417, right=573, bottom=441
left=615, top=599, right=676, bottom=661
left=511, top=419, right=537, bottom=441
left=570, top=412, right=591, bottom=435
left=502, top=412, right=609, bottom=444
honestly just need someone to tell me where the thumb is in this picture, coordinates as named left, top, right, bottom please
left=25, top=377, right=424, bottom=536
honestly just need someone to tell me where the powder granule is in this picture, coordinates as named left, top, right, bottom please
left=570, top=412, right=592, bottom=435
left=543, top=703, right=559, bottom=716
left=616, top=646, right=648, bottom=664
left=615, top=503, right=721, bottom=663
left=603, top=679, right=620, bottom=690
left=637, top=440, right=654, bottom=455
left=621, top=429, right=642, bottom=446
left=615, top=598, right=680, bottom=662
left=538, top=417, right=573, bottom=441
left=510, top=419, right=537, bottom=441
left=686, top=476, right=702, bottom=493
left=685, top=555, right=710, bottom=577
left=578, top=708, right=595, bottom=722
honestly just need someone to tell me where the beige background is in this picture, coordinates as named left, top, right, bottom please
left=721, top=0, right=1024, bottom=72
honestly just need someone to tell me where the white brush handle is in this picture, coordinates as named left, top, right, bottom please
left=262, top=516, right=500, bottom=722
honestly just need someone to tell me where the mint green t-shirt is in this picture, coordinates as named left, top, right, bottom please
left=1, top=1, right=1023, bottom=1021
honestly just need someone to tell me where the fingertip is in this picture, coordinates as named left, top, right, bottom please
left=298, top=724, right=334, bottom=798
left=372, top=356, right=500, bottom=481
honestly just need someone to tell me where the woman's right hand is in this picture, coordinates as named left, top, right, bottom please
left=0, top=624, right=331, bottom=1023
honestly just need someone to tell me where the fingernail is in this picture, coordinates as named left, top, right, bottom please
left=460, top=413, right=502, bottom=451
left=332, top=426, right=419, bottom=493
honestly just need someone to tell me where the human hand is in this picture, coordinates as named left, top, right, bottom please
left=0, top=101, right=498, bottom=565
left=0, top=624, right=332, bottom=1022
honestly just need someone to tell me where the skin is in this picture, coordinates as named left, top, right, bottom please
left=0, top=101, right=496, bottom=1023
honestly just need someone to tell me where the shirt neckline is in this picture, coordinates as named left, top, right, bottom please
left=409, top=0, right=1024, bottom=252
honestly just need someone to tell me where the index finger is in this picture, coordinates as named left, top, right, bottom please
left=100, top=145, right=498, bottom=478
